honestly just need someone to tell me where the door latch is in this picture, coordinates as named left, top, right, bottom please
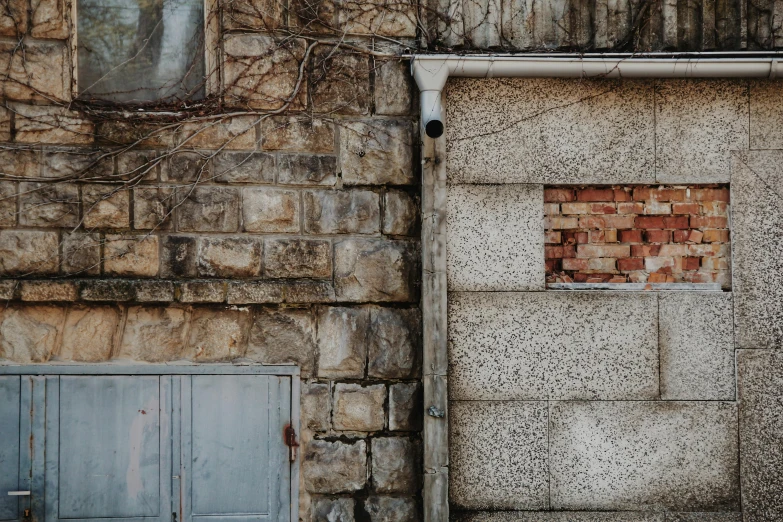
left=284, top=425, right=299, bottom=462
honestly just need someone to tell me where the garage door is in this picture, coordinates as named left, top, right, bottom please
left=0, top=366, right=299, bottom=522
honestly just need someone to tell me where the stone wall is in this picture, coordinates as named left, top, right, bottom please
left=0, top=1, right=422, bottom=521
left=444, top=78, right=783, bottom=521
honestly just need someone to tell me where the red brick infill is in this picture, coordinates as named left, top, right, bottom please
left=545, top=185, right=731, bottom=287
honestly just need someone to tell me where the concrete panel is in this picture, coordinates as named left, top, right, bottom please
left=446, top=78, right=655, bottom=184
left=550, top=401, right=740, bottom=511
left=659, top=292, right=735, bottom=400
left=655, top=79, right=748, bottom=183
left=453, top=512, right=665, bottom=522
left=448, top=292, right=659, bottom=400
left=737, top=350, right=783, bottom=522
left=447, top=184, right=544, bottom=291
left=749, top=80, right=783, bottom=150
left=731, top=150, right=783, bottom=348
left=449, top=401, right=548, bottom=510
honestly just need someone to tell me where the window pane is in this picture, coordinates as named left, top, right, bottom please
left=77, top=0, right=205, bottom=103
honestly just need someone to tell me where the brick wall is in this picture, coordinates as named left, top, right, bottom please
left=545, top=185, right=731, bottom=287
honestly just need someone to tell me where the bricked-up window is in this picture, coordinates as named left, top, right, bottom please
left=76, top=0, right=205, bottom=103
left=545, top=186, right=731, bottom=288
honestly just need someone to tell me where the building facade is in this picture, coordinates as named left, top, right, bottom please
left=0, top=1, right=782, bottom=522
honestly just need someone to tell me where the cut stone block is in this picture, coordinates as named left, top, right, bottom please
left=301, top=383, right=330, bottom=432
left=370, top=437, right=419, bottom=493
left=731, top=150, right=783, bottom=348
left=59, top=305, right=119, bottom=362
left=0, top=230, right=59, bottom=275
left=184, top=308, right=251, bottom=362
left=449, top=401, right=548, bottom=510
left=317, top=306, right=369, bottom=379
left=302, top=439, right=367, bottom=494
left=332, top=383, right=385, bottom=432
left=223, top=35, right=307, bottom=110
left=447, top=184, right=544, bottom=291
left=364, top=497, right=417, bottom=522
left=449, top=292, right=659, bottom=400
left=0, top=305, right=65, bottom=362
left=446, top=78, right=655, bottom=184
left=339, top=120, right=414, bottom=185
left=246, top=308, right=316, bottom=377
left=19, top=182, right=79, bottom=228
left=103, top=235, right=160, bottom=277
left=334, top=239, right=418, bottom=302
left=367, top=307, right=421, bottom=379
left=117, top=306, right=189, bottom=362
left=311, top=498, right=354, bottom=522
left=549, top=401, right=740, bottom=511
left=388, top=382, right=421, bottom=432
left=303, top=189, right=380, bottom=234
left=659, top=292, right=735, bottom=400
left=737, top=350, right=783, bottom=522
left=655, top=79, right=748, bottom=183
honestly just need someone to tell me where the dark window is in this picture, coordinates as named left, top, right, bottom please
left=76, top=0, right=205, bottom=104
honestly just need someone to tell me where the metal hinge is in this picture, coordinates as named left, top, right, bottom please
left=284, top=425, right=299, bottom=462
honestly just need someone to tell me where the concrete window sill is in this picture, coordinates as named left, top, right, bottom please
left=547, top=282, right=724, bottom=291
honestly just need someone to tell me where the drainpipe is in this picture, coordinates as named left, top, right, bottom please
left=411, top=53, right=783, bottom=138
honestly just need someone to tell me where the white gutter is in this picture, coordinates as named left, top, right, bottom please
left=411, top=53, right=783, bottom=138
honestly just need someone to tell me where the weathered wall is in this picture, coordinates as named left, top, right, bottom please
left=426, top=0, right=776, bottom=51
left=445, top=78, right=783, bottom=520
left=0, top=1, right=422, bottom=521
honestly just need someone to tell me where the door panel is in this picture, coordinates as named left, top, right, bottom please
left=181, top=375, right=291, bottom=522
left=45, top=376, right=172, bottom=522
left=0, top=376, right=21, bottom=521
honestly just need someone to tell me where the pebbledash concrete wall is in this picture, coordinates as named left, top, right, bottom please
left=0, top=1, right=422, bottom=522
left=445, top=78, right=783, bottom=521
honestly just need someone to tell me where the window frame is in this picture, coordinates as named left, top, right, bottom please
left=69, top=0, right=220, bottom=104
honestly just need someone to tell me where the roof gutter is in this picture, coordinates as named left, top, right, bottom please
left=411, top=53, right=783, bottom=138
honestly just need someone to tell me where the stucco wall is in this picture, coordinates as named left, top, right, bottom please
left=445, top=78, right=783, bottom=521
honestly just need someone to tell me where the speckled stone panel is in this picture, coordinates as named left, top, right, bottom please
left=655, top=80, right=749, bottom=183
left=749, top=81, right=783, bottom=150
left=550, top=401, right=740, bottom=511
left=737, top=350, right=783, bottom=522
left=731, top=150, right=783, bottom=349
left=448, top=292, right=659, bottom=400
left=453, top=512, right=665, bottom=522
left=446, top=78, right=655, bottom=184
left=447, top=184, right=544, bottom=291
left=659, top=292, right=735, bottom=400
left=449, top=400, right=548, bottom=510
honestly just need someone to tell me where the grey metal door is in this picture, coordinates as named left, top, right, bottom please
left=44, top=376, right=172, bottom=522
left=0, top=366, right=298, bottom=522
left=178, top=375, right=292, bottom=522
